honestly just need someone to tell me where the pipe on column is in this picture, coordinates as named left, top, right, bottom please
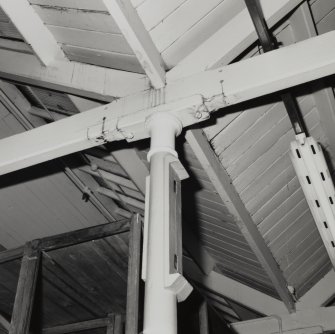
left=142, top=112, right=191, bottom=334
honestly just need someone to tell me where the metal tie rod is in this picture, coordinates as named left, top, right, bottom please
left=244, top=0, right=307, bottom=135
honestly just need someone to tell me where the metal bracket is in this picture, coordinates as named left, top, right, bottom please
left=164, top=155, right=192, bottom=301
left=141, top=154, right=193, bottom=302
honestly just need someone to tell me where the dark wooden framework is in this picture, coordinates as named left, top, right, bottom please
left=0, top=214, right=143, bottom=334
left=125, top=214, right=142, bottom=334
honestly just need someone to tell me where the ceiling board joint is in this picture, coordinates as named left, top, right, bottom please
left=0, top=0, right=67, bottom=65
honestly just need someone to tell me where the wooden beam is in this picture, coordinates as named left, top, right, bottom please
left=69, top=97, right=214, bottom=274
left=199, top=302, right=209, bottom=334
left=9, top=241, right=41, bottom=334
left=0, top=81, right=122, bottom=222
left=184, top=258, right=288, bottom=316
left=106, top=316, right=114, bottom=334
left=67, top=95, right=103, bottom=112
left=112, top=148, right=148, bottom=195
left=0, top=0, right=66, bottom=65
left=126, top=214, right=142, bottom=334
left=0, top=220, right=131, bottom=264
left=79, top=166, right=138, bottom=191
left=106, top=314, right=123, bottom=334
left=53, top=93, right=133, bottom=220
left=165, top=30, right=335, bottom=105
left=43, top=318, right=110, bottom=334
left=0, top=246, right=24, bottom=264
left=231, top=307, right=335, bottom=334
left=185, top=129, right=295, bottom=311
left=96, top=187, right=145, bottom=211
left=39, top=219, right=130, bottom=252
left=113, top=314, right=123, bottom=334
left=102, top=0, right=166, bottom=88
left=0, top=30, right=334, bottom=176
left=69, top=167, right=132, bottom=220
left=0, top=49, right=149, bottom=101
left=245, top=0, right=306, bottom=135
left=167, top=0, right=303, bottom=81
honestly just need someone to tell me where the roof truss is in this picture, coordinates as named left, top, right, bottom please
left=0, top=30, right=333, bottom=175
left=0, top=0, right=151, bottom=100
left=0, top=81, right=129, bottom=221
left=0, top=49, right=149, bottom=101
left=0, top=0, right=334, bottom=315
left=102, top=0, right=166, bottom=88
left=67, top=96, right=216, bottom=275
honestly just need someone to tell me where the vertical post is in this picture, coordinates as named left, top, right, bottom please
left=142, top=112, right=192, bottom=334
left=106, top=314, right=114, bottom=334
left=114, top=314, right=123, bottom=334
left=126, top=214, right=142, bottom=334
left=9, top=240, right=41, bottom=334
left=106, top=314, right=123, bottom=334
left=199, top=302, right=209, bottom=334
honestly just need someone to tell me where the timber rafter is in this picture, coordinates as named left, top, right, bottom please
left=0, top=30, right=333, bottom=176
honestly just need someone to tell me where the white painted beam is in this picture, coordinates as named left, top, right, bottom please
left=0, top=50, right=149, bottom=101
left=165, top=30, right=335, bottom=107
left=112, top=148, right=149, bottom=194
left=185, top=129, right=295, bottom=311
left=167, top=0, right=303, bottom=81
left=102, top=0, right=166, bottom=88
left=0, top=31, right=334, bottom=175
left=67, top=96, right=151, bottom=195
left=231, top=307, right=335, bottom=334
left=0, top=81, right=123, bottom=222
left=0, top=0, right=66, bottom=65
left=0, top=29, right=333, bottom=103
left=184, top=258, right=288, bottom=316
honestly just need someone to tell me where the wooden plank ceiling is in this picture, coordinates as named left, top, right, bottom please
left=0, top=0, right=334, bottom=321
left=27, top=0, right=246, bottom=70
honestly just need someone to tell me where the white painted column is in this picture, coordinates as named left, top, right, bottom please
left=142, top=112, right=191, bottom=334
